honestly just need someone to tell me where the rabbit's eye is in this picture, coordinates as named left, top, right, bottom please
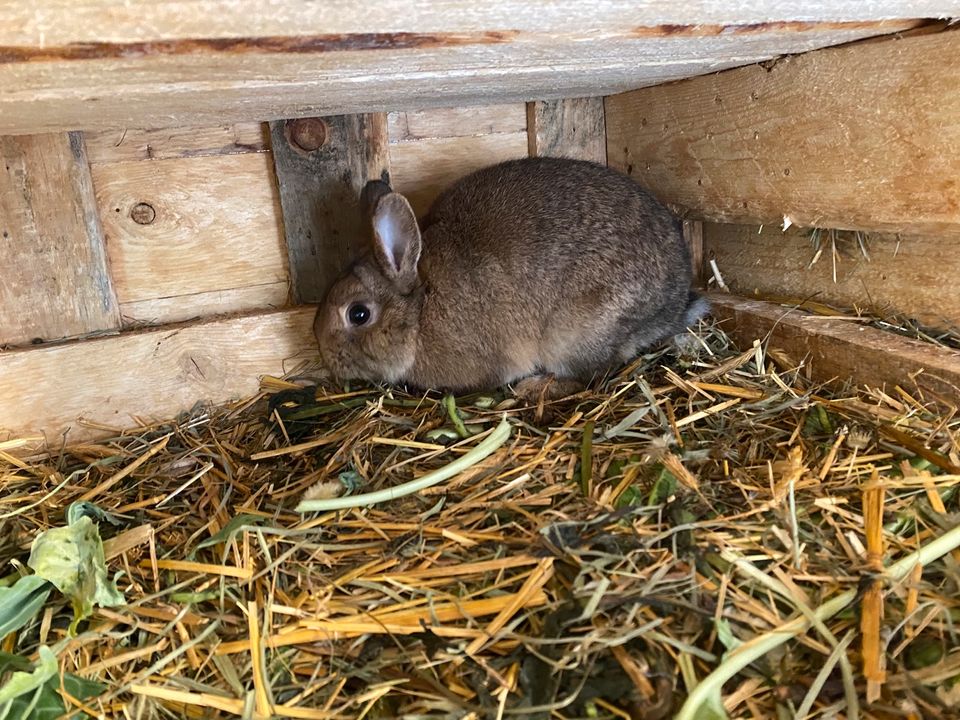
left=347, top=303, right=371, bottom=326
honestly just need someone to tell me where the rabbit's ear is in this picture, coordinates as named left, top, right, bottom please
left=372, top=193, right=422, bottom=293
left=361, top=178, right=393, bottom=217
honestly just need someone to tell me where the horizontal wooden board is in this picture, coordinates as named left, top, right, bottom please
left=710, top=295, right=960, bottom=403
left=0, top=308, right=318, bottom=444
left=704, top=224, right=960, bottom=331
left=91, top=153, right=289, bottom=315
left=84, top=123, right=268, bottom=164
left=389, top=132, right=529, bottom=217
left=388, top=105, right=527, bottom=143
left=0, top=2, right=947, bottom=45
left=0, top=133, right=120, bottom=346
left=119, top=282, right=290, bottom=327
left=606, top=31, right=960, bottom=235
left=0, top=14, right=926, bottom=134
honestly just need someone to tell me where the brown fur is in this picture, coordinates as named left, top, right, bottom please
left=314, top=157, right=707, bottom=392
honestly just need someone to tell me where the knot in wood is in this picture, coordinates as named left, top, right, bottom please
left=287, top=118, right=329, bottom=152
left=130, top=202, right=156, bottom=225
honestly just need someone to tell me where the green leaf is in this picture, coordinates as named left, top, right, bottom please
left=0, top=669, right=105, bottom=720
left=802, top=405, right=835, bottom=436
left=647, top=465, right=678, bottom=505
left=714, top=618, right=742, bottom=653
left=0, top=646, right=58, bottom=706
left=678, top=653, right=729, bottom=720
left=0, top=575, right=51, bottom=639
left=189, top=513, right=263, bottom=558
left=905, top=637, right=945, bottom=670
left=65, top=502, right=120, bottom=528
left=28, top=514, right=124, bottom=634
left=615, top=485, right=645, bottom=509
left=0, top=653, right=31, bottom=675
left=698, top=697, right=730, bottom=720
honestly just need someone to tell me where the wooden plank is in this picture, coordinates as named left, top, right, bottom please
left=527, top=97, right=607, bottom=163
left=704, top=224, right=960, bottom=331
left=269, top=114, right=390, bottom=304
left=0, top=307, right=318, bottom=444
left=0, top=3, right=944, bottom=45
left=0, top=11, right=928, bottom=134
left=389, top=132, right=529, bottom=218
left=388, top=105, right=527, bottom=143
left=91, top=153, right=288, bottom=313
left=0, top=132, right=120, bottom=347
left=119, top=283, right=290, bottom=328
left=710, top=295, right=960, bottom=403
left=84, top=123, right=268, bottom=164
left=606, top=31, right=960, bottom=236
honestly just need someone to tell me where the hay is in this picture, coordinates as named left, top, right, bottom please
left=2, top=323, right=960, bottom=719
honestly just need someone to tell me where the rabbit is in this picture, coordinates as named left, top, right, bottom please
left=314, top=156, right=708, bottom=398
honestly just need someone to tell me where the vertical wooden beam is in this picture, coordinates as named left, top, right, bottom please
left=682, top=220, right=705, bottom=288
left=269, top=114, right=390, bottom=304
left=526, top=98, right=607, bottom=164
left=0, top=132, right=120, bottom=346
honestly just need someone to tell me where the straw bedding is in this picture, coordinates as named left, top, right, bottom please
left=2, top=322, right=959, bottom=719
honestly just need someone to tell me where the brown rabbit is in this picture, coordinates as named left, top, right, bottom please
left=314, top=157, right=708, bottom=396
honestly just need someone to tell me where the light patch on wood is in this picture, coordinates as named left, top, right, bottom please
left=388, top=105, right=527, bottom=143
left=709, top=295, right=960, bottom=402
left=91, top=153, right=288, bottom=304
left=389, top=132, right=528, bottom=218
left=0, top=132, right=120, bottom=346
left=84, top=123, right=268, bottom=164
left=119, top=282, right=290, bottom=327
left=527, top=97, right=606, bottom=163
left=704, top=224, right=960, bottom=332
left=0, top=22, right=924, bottom=135
left=683, top=220, right=705, bottom=286
left=0, top=307, right=318, bottom=444
left=605, top=31, right=960, bottom=235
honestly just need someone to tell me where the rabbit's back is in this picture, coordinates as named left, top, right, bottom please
left=423, top=157, right=686, bottom=275
left=413, top=157, right=695, bottom=384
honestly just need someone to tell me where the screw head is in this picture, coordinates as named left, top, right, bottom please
left=287, top=118, right=329, bottom=153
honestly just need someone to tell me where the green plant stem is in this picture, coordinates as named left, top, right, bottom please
left=676, top=521, right=960, bottom=720
left=443, top=393, right=473, bottom=438
left=295, top=417, right=512, bottom=512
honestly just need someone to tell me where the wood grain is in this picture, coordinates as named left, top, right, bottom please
left=606, top=31, right=960, bottom=235
left=0, top=133, right=120, bottom=347
left=527, top=97, right=607, bottom=163
left=388, top=105, right=526, bottom=143
left=710, top=295, right=960, bottom=403
left=390, top=132, right=529, bottom=218
left=91, top=153, right=288, bottom=313
left=704, top=224, right=960, bottom=331
left=119, top=283, right=290, bottom=327
left=269, top=114, right=390, bottom=304
left=0, top=307, right=318, bottom=444
left=84, top=123, right=268, bottom=164
left=0, top=12, right=925, bottom=134
left=0, top=2, right=942, bottom=46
